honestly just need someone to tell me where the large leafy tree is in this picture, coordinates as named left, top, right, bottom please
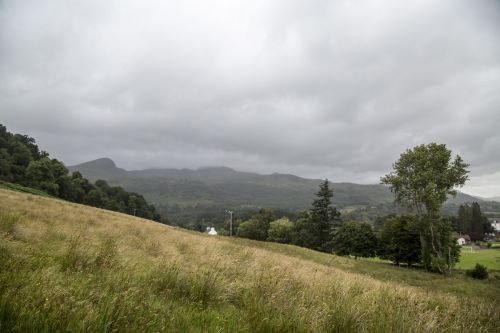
left=267, top=217, right=294, bottom=244
left=236, top=219, right=264, bottom=240
left=381, top=143, right=469, bottom=273
left=332, top=221, right=378, bottom=259
left=379, top=215, right=421, bottom=267
left=236, top=208, right=275, bottom=241
left=25, top=157, right=61, bottom=195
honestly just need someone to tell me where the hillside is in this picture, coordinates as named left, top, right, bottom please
left=69, top=158, right=395, bottom=210
left=69, top=158, right=500, bottom=222
left=488, top=196, right=500, bottom=203
left=1, top=188, right=499, bottom=332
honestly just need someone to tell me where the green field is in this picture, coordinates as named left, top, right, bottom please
left=1, top=188, right=499, bottom=332
left=456, top=247, right=500, bottom=270
left=358, top=246, right=500, bottom=271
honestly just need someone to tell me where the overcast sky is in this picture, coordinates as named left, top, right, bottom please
left=1, top=0, right=499, bottom=197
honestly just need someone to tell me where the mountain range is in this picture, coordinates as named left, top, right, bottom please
left=487, top=196, right=500, bottom=203
left=68, top=158, right=500, bottom=218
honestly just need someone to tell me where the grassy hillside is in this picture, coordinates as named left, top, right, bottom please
left=1, top=188, right=499, bottom=332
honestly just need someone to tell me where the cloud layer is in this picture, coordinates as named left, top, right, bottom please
left=1, top=0, right=499, bottom=196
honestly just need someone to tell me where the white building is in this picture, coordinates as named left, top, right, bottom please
left=490, top=219, right=500, bottom=233
left=456, top=234, right=470, bottom=246
left=208, top=227, right=218, bottom=235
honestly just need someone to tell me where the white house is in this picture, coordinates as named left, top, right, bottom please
left=457, top=234, right=471, bottom=246
left=490, top=219, right=500, bottom=233
left=208, top=227, right=218, bottom=235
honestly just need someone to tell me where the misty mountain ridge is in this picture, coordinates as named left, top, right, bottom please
left=489, top=197, right=500, bottom=203
left=67, top=158, right=497, bottom=217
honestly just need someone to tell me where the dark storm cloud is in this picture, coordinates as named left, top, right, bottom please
left=1, top=0, right=499, bottom=196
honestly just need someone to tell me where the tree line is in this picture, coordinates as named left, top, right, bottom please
left=224, top=180, right=436, bottom=266
left=455, top=202, right=493, bottom=241
left=0, top=124, right=163, bottom=222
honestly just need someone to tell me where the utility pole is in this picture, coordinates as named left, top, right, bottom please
left=225, top=210, right=233, bottom=236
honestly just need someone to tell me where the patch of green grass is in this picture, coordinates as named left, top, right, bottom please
left=359, top=256, right=392, bottom=263
left=0, top=180, right=49, bottom=197
left=456, top=247, right=500, bottom=270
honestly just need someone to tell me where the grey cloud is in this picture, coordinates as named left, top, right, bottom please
left=1, top=0, right=499, bottom=197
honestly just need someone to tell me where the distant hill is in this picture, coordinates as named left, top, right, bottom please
left=68, top=158, right=500, bottom=220
left=68, top=157, right=128, bottom=180
left=488, top=196, right=500, bottom=203
left=69, top=158, right=395, bottom=211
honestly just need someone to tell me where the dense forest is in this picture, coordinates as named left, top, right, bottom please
left=0, top=124, right=163, bottom=222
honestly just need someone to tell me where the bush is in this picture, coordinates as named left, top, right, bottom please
left=267, top=218, right=294, bottom=244
left=237, top=220, right=266, bottom=240
left=332, top=221, right=378, bottom=259
left=466, top=264, right=488, bottom=280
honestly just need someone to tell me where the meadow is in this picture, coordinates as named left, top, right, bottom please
left=362, top=247, right=500, bottom=271
left=455, top=247, right=500, bottom=270
left=0, top=188, right=499, bottom=332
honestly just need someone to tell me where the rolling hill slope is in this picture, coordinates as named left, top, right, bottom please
left=0, top=188, right=499, bottom=332
left=68, top=158, right=500, bottom=221
left=68, top=158, right=396, bottom=210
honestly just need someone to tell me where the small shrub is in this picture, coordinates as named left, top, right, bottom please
left=429, top=256, right=447, bottom=274
left=466, top=264, right=488, bottom=280
left=486, top=242, right=492, bottom=248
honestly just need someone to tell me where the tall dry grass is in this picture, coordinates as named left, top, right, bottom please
left=0, top=188, right=498, bottom=332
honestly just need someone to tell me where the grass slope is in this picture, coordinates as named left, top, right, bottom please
left=0, top=180, right=51, bottom=197
left=0, top=188, right=499, bottom=332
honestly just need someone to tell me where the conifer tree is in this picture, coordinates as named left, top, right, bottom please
left=303, top=180, right=341, bottom=252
